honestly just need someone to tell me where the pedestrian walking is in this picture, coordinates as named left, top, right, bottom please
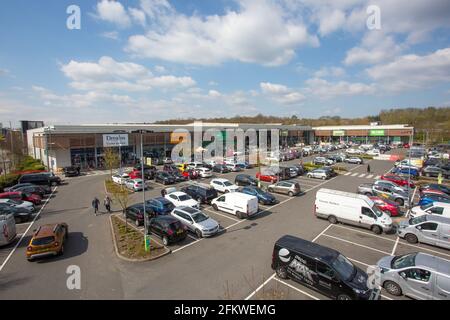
left=161, top=188, right=167, bottom=197
left=367, top=164, right=371, bottom=173
left=104, top=195, right=112, bottom=213
left=92, top=197, right=100, bottom=215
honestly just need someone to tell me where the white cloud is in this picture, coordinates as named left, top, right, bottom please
left=366, top=48, right=450, bottom=91
left=208, top=90, right=222, bottom=98
left=305, top=78, right=375, bottom=98
left=96, top=0, right=131, bottom=28
left=126, top=0, right=319, bottom=66
left=100, top=31, right=120, bottom=40
left=154, top=65, right=166, bottom=73
left=260, top=82, right=305, bottom=105
left=314, top=66, right=346, bottom=78
left=260, top=82, right=290, bottom=95
left=128, top=7, right=146, bottom=26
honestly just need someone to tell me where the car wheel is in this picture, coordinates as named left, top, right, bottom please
left=268, top=188, right=274, bottom=193
left=162, top=236, right=169, bottom=246
left=307, top=174, right=312, bottom=178
left=395, top=198, right=404, bottom=206
left=328, top=215, right=338, bottom=224
left=321, top=176, right=326, bottom=180
left=276, top=266, right=288, bottom=279
left=236, top=211, right=244, bottom=219
left=364, top=192, right=372, bottom=197
left=195, top=229, right=203, bottom=238
left=337, top=294, right=352, bottom=300
left=288, top=191, right=294, bottom=197
left=405, top=233, right=418, bottom=244
left=384, top=281, right=402, bottom=296
left=212, top=204, right=219, bottom=211
left=371, top=225, right=382, bottom=235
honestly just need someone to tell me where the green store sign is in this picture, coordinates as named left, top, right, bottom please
left=369, top=129, right=385, bottom=136
left=332, top=130, right=345, bottom=136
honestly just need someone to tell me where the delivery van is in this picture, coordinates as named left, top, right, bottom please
left=397, top=215, right=450, bottom=249
left=315, top=188, right=393, bottom=234
left=272, top=235, right=380, bottom=300
left=211, top=192, right=258, bottom=219
left=0, top=213, right=17, bottom=246
left=410, top=202, right=450, bottom=218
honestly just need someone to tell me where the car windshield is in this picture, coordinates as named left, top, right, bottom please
left=420, top=203, right=434, bottom=211
left=7, top=199, right=21, bottom=205
left=223, top=181, right=233, bottom=186
left=168, top=221, right=183, bottom=231
left=192, top=212, right=209, bottom=223
left=163, top=202, right=175, bottom=210
left=371, top=205, right=384, bottom=217
left=331, top=254, right=355, bottom=281
left=409, top=215, right=427, bottom=225
left=178, top=194, right=191, bottom=201
left=31, top=236, right=55, bottom=246
left=391, top=253, right=417, bottom=269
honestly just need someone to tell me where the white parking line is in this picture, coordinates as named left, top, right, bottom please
left=273, top=278, right=321, bottom=300
left=366, top=174, right=373, bottom=179
left=203, top=208, right=240, bottom=222
left=391, top=237, right=400, bottom=256
left=358, top=173, right=366, bottom=178
left=330, top=224, right=396, bottom=243
left=374, top=175, right=381, bottom=179
left=351, top=173, right=359, bottom=177
left=320, top=234, right=391, bottom=255
left=0, top=187, right=57, bottom=273
left=344, top=172, right=352, bottom=176
left=172, top=237, right=203, bottom=253
left=312, top=224, right=333, bottom=242
left=245, top=274, right=276, bottom=300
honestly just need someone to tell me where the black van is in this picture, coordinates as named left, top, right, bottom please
left=181, top=183, right=218, bottom=204
left=271, top=235, right=379, bottom=300
left=18, top=173, right=62, bottom=187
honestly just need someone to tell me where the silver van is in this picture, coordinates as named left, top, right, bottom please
left=0, top=213, right=17, bottom=246
left=377, top=252, right=450, bottom=300
left=397, top=215, right=450, bottom=249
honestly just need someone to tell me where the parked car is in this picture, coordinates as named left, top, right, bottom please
left=211, top=192, right=258, bottom=219
left=272, top=235, right=379, bottom=300
left=381, top=174, right=415, bottom=188
left=420, top=184, right=450, bottom=196
left=10, top=185, right=46, bottom=198
left=0, top=198, right=34, bottom=212
left=234, top=174, right=258, bottom=187
left=180, top=183, right=218, bottom=204
left=0, top=191, right=42, bottom=205
left=145, top=197, right=175, bottom=215
left=212, top=164, right=230, bottom=174
left=154, top=171, right=176, bottom=185
left=345, top=157, right=363, bottom=164
left=124, top=178, right=145, bottom=191
left=377, top=252, right=450, bottom=299
left=313, top=157, right=333, bottom=166
left=397, top=215, right=450, bottom=249
left=321, top=166, right=337, bottom=177
left=422, top=166, right=450, bottom=179
left=358, top=183, right=408, bottom=206
left=181, top=169, right=200, bottom=180
left=316, top=188, right=393, bottom=234
left=418, top=194, right=450, bottom=207
left=392, top=167, right=420, bottom=178
left=186, top=162, right=204, bottom=170
left=128, top=170, right=143, bottom=180
left=369, top=196, right=401, bottom=217
left=26, top=223, right=68, bottom=261
left=171, top=206, right=219, bottom=238
left=196, top=167, right=212, bottom=178
left=0, top=205, right=33, bottom=223
left=210, top=178, right=239, bottom=193
left=5, top=183, right=51, bottom=194
left=0, top=213, right=16, bottom=246
left=125, top=203, right=154, bottom=226
left=63, top=166, right=80, bottom=177
left=165, top=191, right=200, bottom=209
left=267, top=181, right=301, bottom=197
left=148, top=216, right=187, bottom=246
left=410, top=202, right=450, bottom=218
left=225, top=163, right=242, bottom=172
left=420, top=189, right=448, bottom=197
left=18, top=172, right=61, bottom=187
left=256, top=171, right=278, bottom=183
left=241, top=186, right=277, bottom=205
left=306, top=168, right=329, bottom=180
left=290, top=164, right=305, bottom=176
left=373, top=180, right=409, bottom=194
left=112, top=173, right=130, bottom=185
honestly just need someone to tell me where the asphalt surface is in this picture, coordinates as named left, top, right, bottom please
left=0, top=149, right=449, bottom=300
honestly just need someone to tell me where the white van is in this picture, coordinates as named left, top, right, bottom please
left=315, top=188, right=393, bottom=234
left=211, top=192, right=259, bottom=219
left=410, top=202, right=450, bottom=218
left=0, top=213, right=17, bottom=246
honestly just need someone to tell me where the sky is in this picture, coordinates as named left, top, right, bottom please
left=0, top=0, right=450, bottom=126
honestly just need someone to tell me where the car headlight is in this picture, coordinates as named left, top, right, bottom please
left=353, top=288, right=365, bottom=294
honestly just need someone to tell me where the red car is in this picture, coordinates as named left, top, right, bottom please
left=182, top=169, right=199, bottom=179
left=419, top=189, right=447, bottom=197
left=369, top=196, right=400, bottom=217
left=256, top=172, right=278, bottom=183
left=403, top=143, right=410, bottom=148
left=0, top=191, right=42, bottom=205
left=128, top=170, right=143, bottom=179
left=380, top=174, right=415, bottom=188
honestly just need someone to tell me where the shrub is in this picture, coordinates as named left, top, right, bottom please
left=0, top=174, right=20, bottom=191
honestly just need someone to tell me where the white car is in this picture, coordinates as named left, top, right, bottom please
left=410, top=202, right=450, bottom=218
left=165, top=191, right=200, bottom=209
left=112, top=173, right=130, bottom=185
left=345, top=157, right=363, bottom=164
left=170, top=206, right=219, bottom=238
left=306, top=169, right=329, bottom=180
left=196, top=167, right=212, bottom=178
left=346, top=148, right=364, bottom=155
left=124, top=178, right=145, bottom=191
left=210, top=178, right=239, bottom=193
left=0, top=199, right=35, bottom=212
left=366, top=149, right=380, bottom=156
left=187, top=162, right=204, bottom=170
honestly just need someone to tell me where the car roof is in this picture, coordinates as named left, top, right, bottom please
left=212, top=178, right=229, bottom=182
left=34, top=223, right=62, bottom=238
left=275, top=235, right=339, bottom=264
left=174, top=206, right=201, bottom=215
left=170, top=191, right=188, bottom=196
left=422, top=214, right=450, bottom=223
left=154, top=215, right=178, bottom=223
left=415, top=253, right=450, bottom=275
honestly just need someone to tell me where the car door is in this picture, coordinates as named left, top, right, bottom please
left=417, top=222, right=439, bottom=246
left=215, top=196, right=230, bottom=212
left=436, top=224, right=450, bottom=249
left=168, top=194, right=179, bottom=206
left=398, top=268, right=433, bottom=300
left=315, top=261, right=340, bottom=298
left=359, top=207, right=376, bottom=229
left=173, top=210, right=191, bottom=231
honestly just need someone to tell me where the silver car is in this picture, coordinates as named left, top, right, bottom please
left=307, top=168, right=329, bottom=180
left=377, top=252, right=450, bottom=300
left=170, top=206, right=219, bottom=238
left=267, top=181, right=301, bottom=197
left=124, top=178, right=144, bottom=191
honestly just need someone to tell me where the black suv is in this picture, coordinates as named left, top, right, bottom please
left=181, top=183, right=218, bottom=204
left=63, top=166, right=80, bottom=177
left=154, top=171, right=175, bottom=185
left=234, top=174, right=258, bottom=187
left=212, top=164, right=230, bottom=173
left=18, top=173, right=62, bottom=187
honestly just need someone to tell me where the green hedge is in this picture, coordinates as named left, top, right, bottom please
left=0, top=174, right=20, bottom=191
left=15, top=156, right=45, bottom=171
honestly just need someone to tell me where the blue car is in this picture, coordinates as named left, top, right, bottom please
left=418, top=194, right=450, bottom=206
left=145, top=197, right=175, bottom=215
left=241, top=186, right=278, bottom=205
left=392, top=167, right=419, bottom=178
left=236, top=161, right=253, bottom=169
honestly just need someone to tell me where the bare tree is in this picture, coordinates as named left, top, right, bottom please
left=104, top=147, right=119, bottom=178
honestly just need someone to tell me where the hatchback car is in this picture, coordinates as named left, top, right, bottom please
left=154, top=171, right=176, bottom=185
left=369, top=196, right=401, bottom=217
left=345, top=157, right=363, bottom=164
left=124, top=178, right=145, bottom=191
left=171, top=206, right=219, bottom=238
left=418, top=194, right=450, bottom=206
left=422, top=166, right=450, bottom=179
left=0, top=198, right=35, bottom=212
left=26, top=223, right=68, bottom=261
left=0, top=191, right=42, bottom=205
left=112, top=173, right=130, bottom=185
left=125, top=203, right=154, bottom=226
left=307, top=169, right=329, bottom=180
left=0, top=205, right=33, bottom=223
left=381, top=174, right=415, bottom=188
left=420, top=184, right=450, bottom=196
left=165, top=191, right=200, bottom=209
left=267, top=181, right=301, bottom=197
left=210, top=178, right=239, bottom=193
left=241, top=186, right=277, bottom=205
left=256, top=171, right=278, bottom=183
left=148, top=216, right=187, bottom=246
left=235, top=174, right=258, bottom=187
left=212, top=164, right=230, bottom=174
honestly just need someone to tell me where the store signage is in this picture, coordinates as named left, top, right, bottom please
left=103, top=134, right=129, bottom=147
left=281, top=130, right=289, bottom=137
left=369, top=129, right=385, bottom=136
left=332, top=130, right=345, bottom=136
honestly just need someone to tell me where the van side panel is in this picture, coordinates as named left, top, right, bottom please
left=315, top=192, right=362, bottom=227
left=437, top=223, right=450, bottom=249
left=435, top=275, right=450, bottom=300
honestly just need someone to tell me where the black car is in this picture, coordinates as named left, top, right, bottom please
left=212, top=164, right=230, bottom=173
left=423, top=158, right=440, bottom=167
left=163, top=164, right=179, bottom=173
left=241, top=186, right=277, bottom=205
left=272, top=235, right=379, bottom=300
left=0, top=205, right=32, bottom=223
left=234, top=174, right=258, bottom=187
left=148, top=216, right=187, bottom=246
left=63, top=166, right=80, bottom=177
left=422, top=166, right=450, bottom=179
left=18, top=173, right=61, bottom=187
left=420, top=183, right=450, bottom=195
left=5, top=183, right=51, bottom=194
left=172, top=170, right=188, bottom=182
left=12, top=185, right=45, bottom=198
left=154, top=171, right=176, bottom=185
left=125, top=203, right=155, bottom=226
left=181, top=183, right=218, bottom=204
left=134, top=164, right=157, bottom=179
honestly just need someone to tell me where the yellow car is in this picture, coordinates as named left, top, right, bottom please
left=26, top=223, right=68, bottom=261
left=175, top=163, right=188, bottom=172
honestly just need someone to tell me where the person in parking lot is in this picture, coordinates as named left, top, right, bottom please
left=367, top=164, right=371, bottom=173
left=92, top=197, right=100, bottom=215
left=104, top=195, right=112, bottom=213
left=161, top=188, right=167, bottom=197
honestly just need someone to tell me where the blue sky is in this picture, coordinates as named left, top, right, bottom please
left=0, top=0, right=450, bottom=126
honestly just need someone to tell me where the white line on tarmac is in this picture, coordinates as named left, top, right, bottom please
left=244, top=274, right=276, bottom=300
left=330, top=224, right=396, bottom=243
left=273, top=278, right=321, bottom=300
left=203, top=208, right=240, bottom=222
left=0, top=187, right=57, bottom=273
left=320, top=234, right=391, bottom=255
left=366, top=174, right=373, bottom=179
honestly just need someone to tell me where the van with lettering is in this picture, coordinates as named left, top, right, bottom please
left=271, top=235, right=380, bottom=300
left=0, top=213, right=17, bottom=246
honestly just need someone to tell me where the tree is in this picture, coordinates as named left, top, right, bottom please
left=104, top=147, right=119, bottom=178
left=107, top=181, right=131, bottom=231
